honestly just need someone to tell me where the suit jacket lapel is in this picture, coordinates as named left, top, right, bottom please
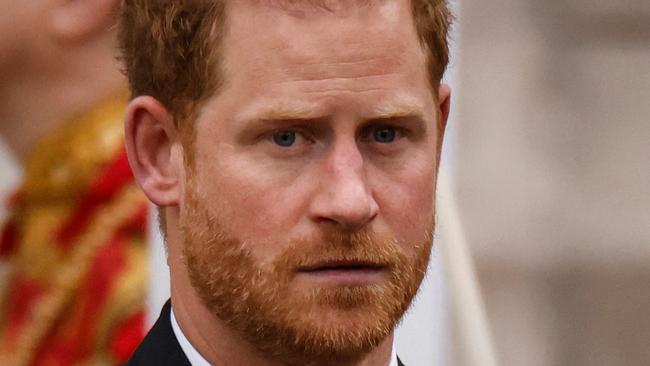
left=125, top=300, right=191, bottom=366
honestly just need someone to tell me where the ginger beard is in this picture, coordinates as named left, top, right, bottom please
left=180, top=177, right=434, bottom=365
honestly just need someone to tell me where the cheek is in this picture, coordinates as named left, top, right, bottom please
left=373, top=159, right=436, bottom=243
left=193, top=144, right=314, bottom=240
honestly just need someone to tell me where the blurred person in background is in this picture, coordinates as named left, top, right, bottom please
left=0, top=1, right=150, bottom=365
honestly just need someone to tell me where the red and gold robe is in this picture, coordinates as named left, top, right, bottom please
left=0, top=93, right=149, bottom=366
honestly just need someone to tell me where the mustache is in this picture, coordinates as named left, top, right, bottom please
left=273, top=228, right=405, bottom=271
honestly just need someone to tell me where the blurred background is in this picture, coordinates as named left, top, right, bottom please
left=1, top=0, right=649, bottom=365
left=447, top=0, right=650, bottom=365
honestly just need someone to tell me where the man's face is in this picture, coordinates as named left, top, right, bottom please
left=180, top=0, right=443, bottom=363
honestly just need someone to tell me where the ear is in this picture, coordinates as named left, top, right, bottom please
left=48, top=0, right=119, bottom=40
left=435, top=84, right=452, bottom=167
left=438, top=84, right=451, bottom=131
left=124, top=96, right=183, bottom=207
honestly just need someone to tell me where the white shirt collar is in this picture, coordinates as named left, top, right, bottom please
left=170, top=306, right=399, bottom=366
left=170, top=307, right=212, bottom=366
left=389, top=344, right=399, bottom=366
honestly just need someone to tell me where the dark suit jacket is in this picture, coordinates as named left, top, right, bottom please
left=125, top=301, right=191, bottom=366
left=125, top=301, right=405, bottom=366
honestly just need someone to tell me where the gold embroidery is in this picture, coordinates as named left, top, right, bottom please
left=0, top=92, right=149, bottom=366
left=0, top=187, right=146, bottom=366
left=22, top=92, right=129, bottom=203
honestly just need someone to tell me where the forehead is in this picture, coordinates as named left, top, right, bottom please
left=224, top=1, right=427, bottom=83
left=209, top=0, right=434, bottom=120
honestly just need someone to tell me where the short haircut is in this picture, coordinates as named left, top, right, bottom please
left=118, top=0, right=452, bottom=126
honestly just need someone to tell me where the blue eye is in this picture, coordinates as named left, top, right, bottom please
left=373, top=127, right=397, bottom=143
left=272, top=131, right=296, bottom=147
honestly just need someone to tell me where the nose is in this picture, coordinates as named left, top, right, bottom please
left=308, top=142, right=379, bottom=231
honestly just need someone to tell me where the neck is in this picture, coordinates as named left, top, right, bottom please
left=166, top=222, right=394, bottom=366
left=0, top=33, right=125, bottom=161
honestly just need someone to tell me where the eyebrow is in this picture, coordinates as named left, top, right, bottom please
left=236, top=95, right=426, bottom=125
left=237, top=102, right=325, bottom=125
left=369, top=100, right=425, bottom=121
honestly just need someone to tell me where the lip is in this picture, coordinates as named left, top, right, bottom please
left=299, top=260, right=387, bottom=272
left=297, top=260, right=388, bottom=284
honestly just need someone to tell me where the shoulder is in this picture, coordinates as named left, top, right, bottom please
left=125, top=301, right=191, bottom=366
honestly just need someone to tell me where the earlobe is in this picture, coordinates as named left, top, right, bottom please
left=124, top=97, right=182, bottom=207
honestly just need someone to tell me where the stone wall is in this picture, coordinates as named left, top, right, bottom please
left=452, top=0, right=650, bottom=364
